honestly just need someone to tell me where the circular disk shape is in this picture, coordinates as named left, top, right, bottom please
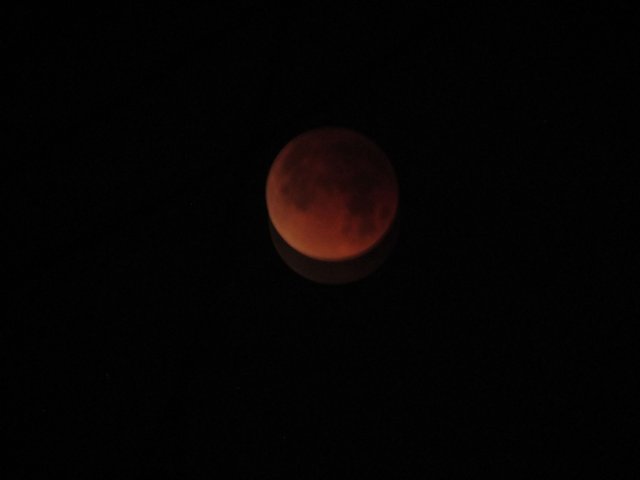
left=266, top=127, right=398, bottom=261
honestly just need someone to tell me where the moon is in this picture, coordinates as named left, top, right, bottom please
left=266, top=127, right=398, bottom=262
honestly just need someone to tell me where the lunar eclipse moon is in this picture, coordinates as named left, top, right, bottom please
left=266, top=127, right=398, bottom=264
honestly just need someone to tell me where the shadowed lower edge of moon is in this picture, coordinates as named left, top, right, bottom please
left=268, top=215, right=398, bottom=284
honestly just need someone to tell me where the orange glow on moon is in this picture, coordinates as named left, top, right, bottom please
left=266, top=127, right=398, bottom=262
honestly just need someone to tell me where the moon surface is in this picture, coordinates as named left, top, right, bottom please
left=266, top=127, right=398, bottom=262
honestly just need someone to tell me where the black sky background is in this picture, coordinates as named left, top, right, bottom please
left=5, top=5, right=635, bottom=477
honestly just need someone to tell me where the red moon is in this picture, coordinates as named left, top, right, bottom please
left=266, top=127, right=398, bottom=262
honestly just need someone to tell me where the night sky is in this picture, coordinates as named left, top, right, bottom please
left=6, top=5, right=634, bottom=477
